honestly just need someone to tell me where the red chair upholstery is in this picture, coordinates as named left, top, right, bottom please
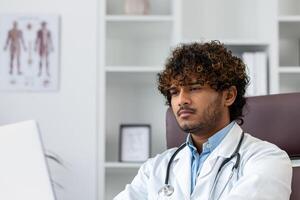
left=166, top=93, right=300, bottom=200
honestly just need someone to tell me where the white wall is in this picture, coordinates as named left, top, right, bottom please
left=0, top=0, right=98, bottom=199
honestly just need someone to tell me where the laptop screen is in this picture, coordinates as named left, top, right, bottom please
left=0, top=120, right=56, bottom=200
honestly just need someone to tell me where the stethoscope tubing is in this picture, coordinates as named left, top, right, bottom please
left=164, top=142, right=187, bottom=185
left=208, top=163, right=236, bottom=200
left=160, top=131, right=245, bottom=198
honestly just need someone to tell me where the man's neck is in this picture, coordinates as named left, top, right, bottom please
left=190, top=121, right=231, bottom=153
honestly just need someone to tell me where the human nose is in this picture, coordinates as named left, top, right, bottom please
left=178, top=89, right=191, bottom=107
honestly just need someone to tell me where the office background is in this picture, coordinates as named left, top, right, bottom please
left=0, top=0, right=300, bottom=200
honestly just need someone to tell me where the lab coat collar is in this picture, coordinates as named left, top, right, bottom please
left=173, top=123, right=243, bottom=162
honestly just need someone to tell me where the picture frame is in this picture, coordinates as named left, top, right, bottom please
left=119, top=124, right=151, bottom=162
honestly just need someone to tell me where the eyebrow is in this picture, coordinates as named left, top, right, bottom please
left=167, top=83, right=203, bottom=90
left=186, top=82, right=203, bottom=86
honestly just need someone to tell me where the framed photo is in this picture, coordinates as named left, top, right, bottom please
left=119, top=124, right=151, bottom=162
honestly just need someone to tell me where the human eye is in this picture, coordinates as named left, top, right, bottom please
left=168, top=88, right=179, bottom=96
left=189, top=85, right=202, bottom=91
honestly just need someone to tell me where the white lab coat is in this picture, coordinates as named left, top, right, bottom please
left=114, top=123, right=292, bottom=200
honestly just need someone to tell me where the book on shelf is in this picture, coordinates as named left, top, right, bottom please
left=242, top=52, right=268, bottom=96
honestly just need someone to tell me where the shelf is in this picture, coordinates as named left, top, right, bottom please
left=106, top=20, right=172, bottom=39
left=106, top=15, right=173, bottom=22
left=106, top=0, right=172, bottom=15
left=279, top=37, right=300, bottom=66
left=279, top=21, right=300, bottom=66
left=278, top=15, right=300, bottom=22
left=218, top=39, right=269, bottom=47
left=278, top=0, right=300, bottom=16
left=224, top=42, right=269, bottom=55
left=181, top=39, right=269, bottom=55
left=106, top=35, right=171, bottom=66
left=182, top=39, right=269, bottom=46
left=106, top=19, right=172, bottom=66
left=105, top=168, right=139, bottom=200
left=279, top=21, right=300, bottom=38
left=292, top=159, right=300, bottom=167
left=105, top=162, right=142, bottom=168
left=182, top=0, right=275, bottom=42
left=279, top=67, right=300, bottom=73
left=105, top=66, right=163, bottom=72
left=279, top=73, right=300, bottom=93
left=106, top=70, right=160, bottom=84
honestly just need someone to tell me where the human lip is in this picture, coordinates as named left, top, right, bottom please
left=177, top=109, right=195, bottom=118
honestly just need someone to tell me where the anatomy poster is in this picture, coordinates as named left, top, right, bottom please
left=0, top=15, right=59, bottom=91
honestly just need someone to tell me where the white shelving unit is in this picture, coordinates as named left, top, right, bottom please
left=99, top=0, right=180, bottom=199
left=278, top=0, right=300, bottom=93
left=98, top=0, right=300, bottom=199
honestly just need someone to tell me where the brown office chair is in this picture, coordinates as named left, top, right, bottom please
left=166, top=93, right=300, bottom=200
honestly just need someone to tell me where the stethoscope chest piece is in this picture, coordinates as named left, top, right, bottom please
left=158, top=184, right=174, bottom=197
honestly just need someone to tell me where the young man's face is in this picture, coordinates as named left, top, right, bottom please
left=169, top=82, right=229, bottom=136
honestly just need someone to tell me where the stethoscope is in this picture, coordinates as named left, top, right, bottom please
left=158, top=131, right=245, bottom=199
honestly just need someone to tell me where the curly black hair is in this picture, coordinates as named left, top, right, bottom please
left=157, top=41, right=249, bottom=124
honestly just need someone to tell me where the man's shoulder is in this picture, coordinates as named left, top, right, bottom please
left=242, top=132, right=290, bottom=163
left=243, top=132, right=283, bottom=151
left=239, top=132, right=292, bottom=190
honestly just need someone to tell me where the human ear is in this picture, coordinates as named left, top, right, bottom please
left=224, top=86, right=237, bottom=106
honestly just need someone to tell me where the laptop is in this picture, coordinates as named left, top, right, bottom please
left=0, top=120, right=56, bottom=200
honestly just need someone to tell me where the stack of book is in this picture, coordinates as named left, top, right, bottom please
left=242, top=52, right=268, bottom=96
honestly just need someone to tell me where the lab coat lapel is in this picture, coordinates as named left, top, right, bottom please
left=173, top=146, right=191, bottom=197
left=197, top=155, right=219, bottom=179
left=198, top=123, right=243, bottom=179
left=213, top=123, right=244, bottom=158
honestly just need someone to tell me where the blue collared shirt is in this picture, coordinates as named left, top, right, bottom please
left=186, top=122, right=235, bottom=194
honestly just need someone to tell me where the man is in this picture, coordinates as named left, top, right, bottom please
left=114, top=41, right=292, bottom=200
left=3, top=21, right=27, bottom=75
left=35, top=21, right=54, bottom=77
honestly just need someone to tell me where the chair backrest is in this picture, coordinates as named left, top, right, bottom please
left=166, top=93, right=300, bottom=200
left=291, top=167, right=300, bottom=200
